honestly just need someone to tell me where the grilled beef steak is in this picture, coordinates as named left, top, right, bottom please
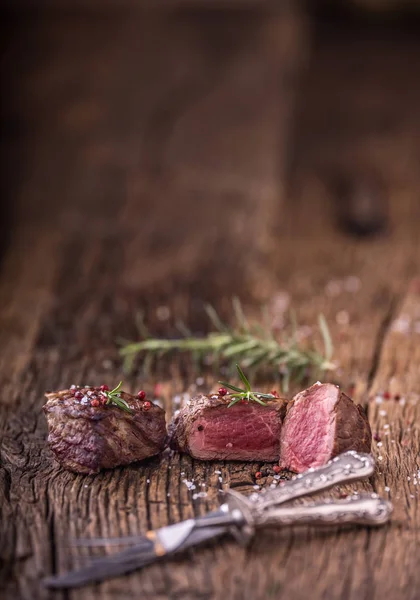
left=43, top=386, right=167, bottom=474
left=279, top=382, right=371, bottom=473
left=169, top=393, right=286, bottom=461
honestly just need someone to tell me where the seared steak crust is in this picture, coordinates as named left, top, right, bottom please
left=169, top=393, right=286, bottom=462
left=333, top=391, right=372, bottom=455
left=43, top=387, right=167, bottom=474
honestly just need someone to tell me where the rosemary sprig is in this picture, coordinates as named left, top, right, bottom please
left=220, top=364, right=276, bottom=408
left=104, top=382, right=133, bottom=414
left=119, top=299, right=335, bottom=391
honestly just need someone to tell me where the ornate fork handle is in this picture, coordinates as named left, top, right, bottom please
left=255, top=494, right=392, bottom=528
left=252, top=451, right=375, bottom=511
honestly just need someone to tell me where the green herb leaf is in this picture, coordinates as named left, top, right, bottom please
left=104, top=382, right=133, bottom=414
left=236, top=364, right=251, bottom=391
left=118, top=301, right=335, bottom=389
left=319, top=314, right=333, bottom=361
left=218, top=381, right=244, bottom=393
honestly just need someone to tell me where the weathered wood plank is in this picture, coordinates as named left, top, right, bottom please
left=1, top=9, right=420, bottom=600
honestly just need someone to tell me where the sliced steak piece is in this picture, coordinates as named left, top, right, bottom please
left=43, top=386, right=167, bottom=474
left=279, top=382, right=371, bottom=473
left=169, top=393, right=286, bottom=461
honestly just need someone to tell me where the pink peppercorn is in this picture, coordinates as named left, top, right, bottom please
left=255, top=471, right=262, bottom=479
left=75, top=391, right=83, bottom=400
left=100, top=384, right=109, bottom=392
left=143, top=401, right=151, bottom=410
left=273, top=465, right=281, bottom=474
left=218, top=387, right=227, bottom=396
left=383, top=391, right=391, bottom=400
left=91, top=399, right=100, bottom=407
left=137, top=390, right=146, bottom=400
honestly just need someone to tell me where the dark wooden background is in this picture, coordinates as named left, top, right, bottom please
left=0, top=4, right=419, bottom=599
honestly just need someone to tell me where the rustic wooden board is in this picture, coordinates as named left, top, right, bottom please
left=1, top=9, right=419, bottom=600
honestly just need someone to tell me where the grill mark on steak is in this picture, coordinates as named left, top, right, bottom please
left=169, top=393, right=286, bottom=462
left=43, top=387, right=167, bottom=474
left=279, top=382, right=371, bottom=473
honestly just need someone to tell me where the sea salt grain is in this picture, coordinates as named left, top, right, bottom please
left=375, top=395, right=384, bottom=404
left=379, top=410, right=387, bottom=417
left=391, top=317, right=410, bottom=334
left=377, top=442, right=383, bottom=447
left=325, top=280, right=342, bottom=297
left=253, top=485, right=260, bottom=490
left=156, top=306, right=170, bottom=321
left=384, top=424, right=390, bottom=429
left=214, top=470, right=221, bottom=474
left=336, top=310, right=350, bottom=326
left=344, top=276, right=362, bottom=293
left=384, top=486, right=390, bottom=492
left=378, top=456, right=383, bottom=461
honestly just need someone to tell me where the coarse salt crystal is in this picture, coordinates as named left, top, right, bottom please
left=375, top=395, right=384, bottom=404
left=146, top=479, right=150, bottom=483
left=214, top=470, right=221, bottom=474
left=379, top=410, right=387, bottom=417
left=253, top=485, right=260, bottom=490
left=378, top=456, right=383, bottom=461
left=344, top=275, right=361, bottom=293
left=377, top=442, right=383, bottom=447
left=384, top=486, right=390, bottom=492
left=336, top=310, right=350, bottom=326
left=325, top=280, right=342, bottom=297
left=391, top=317, right=410, bottom=334
left=196, top=377, right=204, bottom=385
left=156, top=305, right=170, bottom=321
left=384, top=424, right=390, bottom=429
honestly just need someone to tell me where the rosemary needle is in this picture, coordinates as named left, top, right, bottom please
left=119, top=300, right=335, bottom=391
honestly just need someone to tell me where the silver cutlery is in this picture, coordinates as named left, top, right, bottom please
left=44, top=451, right=391, bottom=589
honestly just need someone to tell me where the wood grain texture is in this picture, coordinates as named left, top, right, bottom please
left=1, top=9, right=419, bottom=600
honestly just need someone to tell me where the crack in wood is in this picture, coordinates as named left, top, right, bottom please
left=367, top=294, right=400, bottom=396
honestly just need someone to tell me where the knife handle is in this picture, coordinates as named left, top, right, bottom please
left=252, top=451, right=375, bottom=511
left=255, top=493, right=392, bottom=528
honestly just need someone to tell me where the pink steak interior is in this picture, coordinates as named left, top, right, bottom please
left=189, top=403, right=281, bottom=461
left=280, top=384, right=338, bottom=473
